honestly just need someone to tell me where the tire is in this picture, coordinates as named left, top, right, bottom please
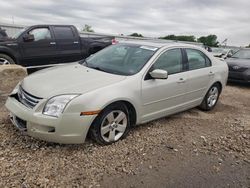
left=0, top=53, right=15, bottom=65
left=89, top=102, right=131, bottom=145
left=199, top=83, right=221, bottom=111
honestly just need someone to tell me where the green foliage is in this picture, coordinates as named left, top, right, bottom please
left=159, top=35, right=196, bottom=42
left=159, top=34, right=220, bottom=47
left=197, top=35, right=219, bottom=47
left=129, top=33, right=143, bottom=37
left=82, top=24, right=94, bottom=32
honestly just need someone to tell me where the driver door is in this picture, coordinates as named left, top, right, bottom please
left=19, top=27, right=58, bottom=66
left=141, top=48, right=189, bottom=123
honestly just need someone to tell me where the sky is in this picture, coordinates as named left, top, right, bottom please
left=0, top=0, right=249, bottom=46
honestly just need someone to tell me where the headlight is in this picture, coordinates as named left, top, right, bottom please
left=43, top=95, right=78, bottom=117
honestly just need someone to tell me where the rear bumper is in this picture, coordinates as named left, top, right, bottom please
left=5, top=96, right=96, bottom=144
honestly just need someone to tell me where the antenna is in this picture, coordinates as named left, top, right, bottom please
left=221, top=38, right=228, bottom=47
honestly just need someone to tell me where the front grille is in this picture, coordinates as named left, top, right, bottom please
left=228, top=65, right=248, bottom=72
left=18, top=86, right=42, bottom=109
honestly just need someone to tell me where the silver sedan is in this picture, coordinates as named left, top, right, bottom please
left=5, top=41, right=228, bottom=145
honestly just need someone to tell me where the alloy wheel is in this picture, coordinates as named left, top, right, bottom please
left=0, top=57, right=10, bottom=65
left=207, top=86, right=219, bottom=108
left=100, top=110, right=127, bottom=142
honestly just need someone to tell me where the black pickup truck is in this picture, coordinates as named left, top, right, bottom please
left=0, top=25, right=113, bottom=67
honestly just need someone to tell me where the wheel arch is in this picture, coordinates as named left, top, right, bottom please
left=87, top=99, right=138, bottom=132
left=100, top=100, right=137, bottom=127
left=211, top=81, right=223, bottom=93
left=0, top=50, right=17, bottom=64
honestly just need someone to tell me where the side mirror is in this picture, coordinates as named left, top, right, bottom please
left=149, top=69, right=168, bottom=79
left=227, top=53, right=232, bottom=58
left=23, top=34, right=35, bottom=42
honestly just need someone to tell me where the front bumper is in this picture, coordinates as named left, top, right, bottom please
left=5, top=96, right=96, bottom=144
left=228, top=71, right=250, bottom=83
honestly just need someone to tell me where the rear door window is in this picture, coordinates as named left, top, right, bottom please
left=53, top=27, right=75, bottom=40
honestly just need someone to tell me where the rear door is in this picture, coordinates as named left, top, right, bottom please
left=19, top=26, right=58, bottom=66
left=52, top=26, right=81, bottom=63
left=184, top=48, right=214, bottom=105
left=141, top=48, right=190, bottom=122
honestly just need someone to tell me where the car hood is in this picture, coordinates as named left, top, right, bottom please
left=226, top=58, right=250, bottom=68
left=0, top=38, right=17, bottom=43
left=21, top=64, right=127, bottom=98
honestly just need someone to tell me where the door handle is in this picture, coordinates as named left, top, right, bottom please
left=50, top=42, right=56, bottom=45
left=177, top=78, right=186, bottom=83
left=209, top=71, right=215, bottom=76
left=73, top=41, right=79, bottom=44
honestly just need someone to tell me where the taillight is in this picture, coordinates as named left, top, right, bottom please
left=112, top=38, right=118, bottom=45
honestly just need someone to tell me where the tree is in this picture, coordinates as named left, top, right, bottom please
left=129, top=33, right=143, bottom=37
left=82, top=24, right=94, bottom=32
left=159, top=35, right=196, bottom=42
left=197, top=35, right=219, bottom=47
left=246, top=44, right=250, bottom=48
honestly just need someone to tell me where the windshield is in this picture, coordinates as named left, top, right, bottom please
left=12, top=28, right=26, bottom=39
left=83, top=44, right=158, bottom=75
left=231, top=49, right=250, bottom=59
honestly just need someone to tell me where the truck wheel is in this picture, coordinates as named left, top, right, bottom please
left=0, top=54, right=15, bottom=65
left=90, top=102, right=131, bottom=145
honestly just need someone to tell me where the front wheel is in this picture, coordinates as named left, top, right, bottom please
left=90, top=103, right=131, bottom=145
left=199, top=84, right=221, bottom=111
left=0, top=54, right=15, bottom=65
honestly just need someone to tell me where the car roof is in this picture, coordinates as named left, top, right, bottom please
left=29, top=24, right=76, bottom=28
left=119, top=40, right=198, bottom=49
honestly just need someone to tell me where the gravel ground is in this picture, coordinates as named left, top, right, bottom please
left=0, top=83, right=249, bottom=187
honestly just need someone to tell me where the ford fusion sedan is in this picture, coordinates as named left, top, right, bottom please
left=5, top=41, right=228, bottom=145
left=226, top=48, right=250, bottom=83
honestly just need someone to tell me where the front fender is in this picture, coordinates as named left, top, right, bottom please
left=64, top=83, right=141, bottom=123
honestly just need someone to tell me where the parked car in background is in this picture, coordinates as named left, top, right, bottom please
left=211, top=48, right=234, bottom=59
left=0, top=25, right=113, bottom=66
left=5, top=41, right=228, bottom=145
left=226, top=48, right=250, bottom=83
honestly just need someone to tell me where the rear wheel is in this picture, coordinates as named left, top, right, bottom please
left=0, top=54, right=15, bottom=65
left=199, top=84, right=221, bottom=111
left=90, top=103, right=131, bottom=145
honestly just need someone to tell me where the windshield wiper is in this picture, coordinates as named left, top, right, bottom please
left=79, top=60, right=109, bottom=73
left=89, top=66, right=110, bottom=73
left=81, top=63, right=127, bottom=75
left=79, top=59, right=89, bottom=67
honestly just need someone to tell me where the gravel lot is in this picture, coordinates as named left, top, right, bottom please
left=0, top=81, right=249, bottom=187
